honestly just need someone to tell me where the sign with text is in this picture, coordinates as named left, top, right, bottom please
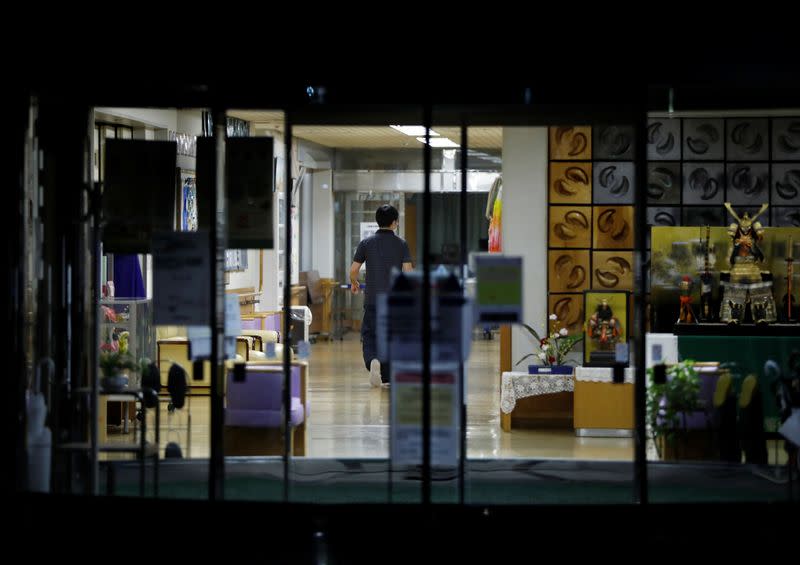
left=390, top=361, right=460, bottom=467
left=153, top=231, right=210, bottom=325
left=360, top=221, right=380, bottom=241
left=473, top=254, right=523, bottom=323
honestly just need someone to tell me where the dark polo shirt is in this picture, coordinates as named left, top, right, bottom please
left=353, top=229, right=412, bottom=305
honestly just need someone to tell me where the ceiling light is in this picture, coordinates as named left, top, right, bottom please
left=416, top=137, right=459, bottom=148
left=390, top=125, right=439, bottom=137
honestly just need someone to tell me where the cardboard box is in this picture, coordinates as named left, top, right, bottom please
left=291, top=285, right=307, bottom=306
left=299, top=270, right=322, bottom=305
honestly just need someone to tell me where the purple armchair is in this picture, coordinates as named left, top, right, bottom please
left=224, top=363, right=308, bottom=456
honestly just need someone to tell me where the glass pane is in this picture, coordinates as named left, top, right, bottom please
left=217, top=110, right=286, bottom=501
left=285, top=114, right=426, bottom=504
left=646, top=110, right=800, bottom=503
left=438, top=118, right=639, bottom=505
left=94, top=107, right=210, bottom=499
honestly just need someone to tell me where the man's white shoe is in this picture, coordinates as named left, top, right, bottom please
left=369, top=359, right=382, bottom=388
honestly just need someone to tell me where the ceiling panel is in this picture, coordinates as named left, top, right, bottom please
left=227, top=111, right=502, bottom=149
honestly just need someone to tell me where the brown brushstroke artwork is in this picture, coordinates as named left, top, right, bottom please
left=594, top=206, right=635, bottom=249
left=549, top=206, right=592, bottom=248
left=549, top=293, right=584, bottom=336
left=549, top=162, right=592, bottom=204
left=549, top=250, right=590, bottom=292
left=592, top=251, right=634, bottom=290
left=549, top=126, right=592, bottom=160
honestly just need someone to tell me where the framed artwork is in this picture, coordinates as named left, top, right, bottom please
left=583, top=290, right=630, bottom=366
left=593, top=125, right=635, bottom=160
left=726, top=163, right=769, bottom=205
left=549, top=126, right=592, bottom=160
left=647, top=162, right=681, bottom=205
left=549, top=206, right=592, bottom=248
left=548, top=293, right=584, bottom=336
left=726, top=118, right=768, bottom=161
left=593, top=162, right=635, bottom=204
left=647, top=207, right=680, bottom=227
left=773, top=207, right=800, bottom=227
left=592, top=251, right=634, bottom=291
left=548, top=250, right=590, bottom=293
left=593, top=206, right=634, bottom=249
left=683, top=118, right=724, bottom=161
left=549, top=162, right=592, bottom=204
left=179, top=170, right=197, bottom=232
left=771, top=163, right=800, bottom=205
left=647, top=118, right=680, bottom=161
left=682, top=162, right=724, bottom=205
left=772, top=118, right=800, bottom=160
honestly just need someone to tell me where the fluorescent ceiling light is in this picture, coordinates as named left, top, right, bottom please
left=390, top=125, right=439, bottom=137
left=416, top=137, right=459, bottom=148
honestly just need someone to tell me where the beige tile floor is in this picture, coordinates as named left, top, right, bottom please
left=105, top=331, right=635, bottom=461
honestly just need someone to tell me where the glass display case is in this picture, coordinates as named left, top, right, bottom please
left=99, top=298, right=155, bottom=386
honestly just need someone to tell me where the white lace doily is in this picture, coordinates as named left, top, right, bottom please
left=574, top=367, right=635, bottom=383
left=500, top=371, right=574, bottom=414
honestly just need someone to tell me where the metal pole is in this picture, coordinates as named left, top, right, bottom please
left=209, top=110, right=227, bottom=501
left=633, top=96, right=649, bottom=505
left=422, top=105, right=432, bottom=506
left=283, top=113, right=293, bottom=503
left=459, top=122, right=468, bottom=505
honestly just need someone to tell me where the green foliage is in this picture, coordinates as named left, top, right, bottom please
left=646, top=359, right=701, bottom=458
left=99, top=351, right=137, bottom=378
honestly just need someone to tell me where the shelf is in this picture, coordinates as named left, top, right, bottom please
left=673, top=322, right=800, bottom=337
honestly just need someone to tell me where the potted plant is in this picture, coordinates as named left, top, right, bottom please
left=99, top=349, right=137, bottom=391
left=516, top=313, right=583, bottom=375
left=646, top=359, right=701, bottom=459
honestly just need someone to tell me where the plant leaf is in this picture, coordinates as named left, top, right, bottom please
left=520, top=323, right=542, bottom=342
left=515, top=353, right=536, bottom=366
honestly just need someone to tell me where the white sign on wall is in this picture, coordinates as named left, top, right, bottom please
left=360, top=221, right=380, bottom=241
left=153, top=231, right=210, bottom=325
left=390, top=361, right=460, bottom=467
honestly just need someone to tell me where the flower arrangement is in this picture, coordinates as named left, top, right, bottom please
left=515, top=313, right=583, bottom=367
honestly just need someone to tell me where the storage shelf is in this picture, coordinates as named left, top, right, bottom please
left=673, top=322, right=800, bottom=337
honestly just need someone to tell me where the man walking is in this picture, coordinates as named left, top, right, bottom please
left=350, top=205, right=413, bottom=387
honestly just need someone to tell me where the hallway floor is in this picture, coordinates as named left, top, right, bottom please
left=105, top=330, right=634, bottom=461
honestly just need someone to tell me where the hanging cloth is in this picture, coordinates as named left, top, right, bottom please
left=113, top=254, right=146, bottom=298
left=485, top=175, right=502, bottom=220
left=487, top=176, right=503, bottom=253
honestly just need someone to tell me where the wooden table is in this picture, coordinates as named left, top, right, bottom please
left=500, top=371, right=574, bottom=431
left=573, top=367, right=635, bottom=437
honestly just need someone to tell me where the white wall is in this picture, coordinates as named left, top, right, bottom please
left=226, top=250, right=261, bottom=291
left=311, top=169, right=334, bottom=278
left=502, top=128, right=549, bottom=369
left=300, top=173, right=313, bottom=273
left=177, top=109, right=204, bottom=136
left=260, top=249, right=279, bottom=311
left=95, top=107, right=178, bottom=130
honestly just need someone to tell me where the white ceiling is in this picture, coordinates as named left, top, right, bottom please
left=227, top=110, right=502, bottom=149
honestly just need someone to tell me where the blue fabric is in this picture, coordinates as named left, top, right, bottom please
left=113, top=254, right=145, bottom=298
